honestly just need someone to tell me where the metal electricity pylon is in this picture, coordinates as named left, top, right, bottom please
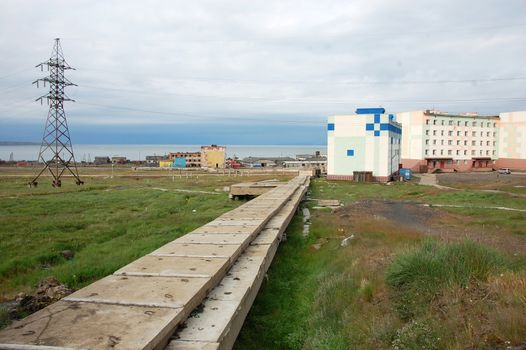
left=29, top=38, right=83, bottom=188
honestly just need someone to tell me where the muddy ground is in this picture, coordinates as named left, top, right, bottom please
left=331, top=199, right=526, bottom=257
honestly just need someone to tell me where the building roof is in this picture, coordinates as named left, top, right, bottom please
left=356, top=107, right=385, bottom=115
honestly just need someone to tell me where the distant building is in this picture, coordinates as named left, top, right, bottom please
left=396, top=109, right=526, bottom=172
left=93, top=156, right=110, bottom=165
left=145, top=155, right=168, bottom=166
left=168, top=152, right=201, bottom=168
left=327, top=108, right=402, bottom=182
left=111, top=156, right=127, bottom=164
left=241, top=157, right=295, bottom=168
left=159, top=160, right=174, bottom=168
left=201, top=145, right=226, bottom=169
left=283, top=160, right=327, bottom=173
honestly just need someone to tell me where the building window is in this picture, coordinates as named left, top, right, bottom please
left=433, top=130, right=437, bottom=136
left=480, top=131, right=483, bottom=137
left=493, top=150, right=496, bottom=155
left=457, top=131, right=460, bottom=136
left=432, top=150, right=436, bottom=155
left=433, top=140, right=437, bottom=145
left=472, top=131, right=476, bottom=137
left=440, top=150, right=444, bottom=155
left=425, top=139, right=429, bottom=145
left=472, top=121, right=477, bottom=126
left=493, top=132, right=496, bottom=137
left=479, top=150, right=483, bottom=155
left=487, top=122, right=490, bottom=127
left=433, top=119, right=437, bottom=125
left=493, top=141, right=496, bottom=146
left=457, top=140, right=460, bottom=145
left=441, top=130, right=444, bottom=136
left=426, top=119, right=429, bottom=125
left=465, top=121, right=468, bottom=126
left=471, top=150, right=476, bottom=155
left=464, top=140, right=467, bottom=146
left=486, top=132, right=490, bottom=137
left=449, top=120, right=453, bottom=126
left=441, top=140, right=444, bottom=145
left=472, top=140, right=476, bottom=146
left=425, top=149, right=428, bottom=155
left=486, top=141, right=490, bottom=146
left=448, top=150, right=452, bottom=155
left=456, top=150, right=460, bottom=155
left=464, top=131, right=468, bottom=136
left=464, top=160, right=468, bottom=164
left=347, top=149, right=355, bottom=156
left=480, top=141, right=483, bottom=146
left=441, top=120, right=444, bottom=125
left=457, top=121, right=461, bottom=126
left=486, top=150, right=489, bottom=155
left=464, top=150, right=467, bottom=155
left=448, top=131, right=452, bottom=136
left=493, top=123, right=496, bottom=127
left=448, top=140, right=452, bottom=145
left=425, top=130, right=429, bottom=136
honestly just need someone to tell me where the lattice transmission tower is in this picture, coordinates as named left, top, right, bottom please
left=29, top=38, right=83, bottom=188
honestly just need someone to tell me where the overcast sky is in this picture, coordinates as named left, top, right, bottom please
left=1, top=0, right=525, bottom=144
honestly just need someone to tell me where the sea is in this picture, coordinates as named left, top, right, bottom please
left=0, top=144, right=327, bottom=162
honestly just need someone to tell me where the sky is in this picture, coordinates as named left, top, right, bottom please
left=0, top=0, right=525, bottom=144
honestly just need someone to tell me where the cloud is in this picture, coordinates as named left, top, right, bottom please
left=0, top=0, right=525, bottom=143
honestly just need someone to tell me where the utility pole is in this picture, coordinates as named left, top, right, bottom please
left=29, top=38, right=83, bottom=188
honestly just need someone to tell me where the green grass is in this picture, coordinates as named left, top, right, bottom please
left=0, top=175, right=286, bottom=299
left=386, top=240, right=515, bottom=319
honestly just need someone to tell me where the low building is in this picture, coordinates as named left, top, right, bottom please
left=111, top=156, right=127, bottom=164
left=241, top=157, right=295, bottom=168
left=327, top=108, right=402, bottom=182
left=283, top=160, right=327, bottom=173
left=201, top=145, right=226, bottom=169
left=159, top=160, right=173, bottom=168
left=168, top=152, right=201, bottom=168
left=145, top=155, right=168, bottom=167
left=93, top=156, right=110, bottom=165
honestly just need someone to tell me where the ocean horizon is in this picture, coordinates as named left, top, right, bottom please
left=0, top=144, right=327, bottom=162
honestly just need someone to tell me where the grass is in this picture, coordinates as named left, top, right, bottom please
left=236, top=178, right=526, bottom=349
left=0, top=174, right=288, bottom=299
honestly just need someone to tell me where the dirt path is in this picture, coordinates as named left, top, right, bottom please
left=335, top=199, right=526, bottom=257
left=417, top=173, right=455, bottom=190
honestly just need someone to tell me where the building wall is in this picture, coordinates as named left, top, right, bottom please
left=327, top=112, right=401, bottom=180
left=396, top=110, right=501, bottom=171
left=201, top=145, right=226, bottom=169
left=498, top=111, right=526, bottom=159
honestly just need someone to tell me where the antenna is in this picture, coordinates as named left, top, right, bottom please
left=29, top=38, right=83, bottom=188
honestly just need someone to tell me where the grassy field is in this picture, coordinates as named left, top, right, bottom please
left=235, top=177, right=526, bottom=349
left=0, top=172, right=291, bottom=300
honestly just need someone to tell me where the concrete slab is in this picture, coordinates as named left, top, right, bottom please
left=0, top=301, right=183, bottom=350
left=63, top=275, right=211, bottom=309
left=250, top=228, right=281, bottom=245
left=173, top=233, right=251, bottom=246
left=114, top=256, right=229, bottom=278
left=191, top=225, right=256, bottom=235
left=166, top=341, right=219, bottom=350
left=151, top=243, right=241, bottom=259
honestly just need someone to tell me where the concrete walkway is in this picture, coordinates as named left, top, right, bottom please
left=0, top=176, right=309, bottom=350
left=417, top=173, right=455, bottom=190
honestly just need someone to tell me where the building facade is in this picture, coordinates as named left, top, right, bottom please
left=168, top=152, right=201, bottom=168
left=201, top=145, right=226, bottom=169
left=396, top=110, right=526, bottom=172
left=327, top=108, right=402, bottom=182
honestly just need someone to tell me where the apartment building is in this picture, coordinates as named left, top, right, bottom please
left=168, top=152, right=201, bottom=168
left=327, top=108, right=402, bottom=182
left=396, top=109, right=526, bottom=172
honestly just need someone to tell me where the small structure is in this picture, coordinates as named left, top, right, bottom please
left=111, top=156, right=127, bottom=164
left=327, top=108, right=402, bottom=182
left=159, top=160, right=173, bottom=168
left=93, top=156, right=110, bottom=165
left=201, top=145, right=226, bottom=169
left=145, top=155, right=168, bottom=167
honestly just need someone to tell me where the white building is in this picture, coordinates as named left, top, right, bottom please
left=396, top=110, right=526, bottom=172
left=327, top=108, right=402, bottom=182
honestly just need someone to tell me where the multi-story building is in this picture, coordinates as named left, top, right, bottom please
left=327, top=108, right=402, bottom=182
left=397, top=110, right=526, bottom=172
left=168, top=152, right=201, bottom=168
left=201, top=145, right=226, bottom=169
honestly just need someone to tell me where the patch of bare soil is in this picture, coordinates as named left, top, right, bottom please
left=334, top=200, right=526, bottom=257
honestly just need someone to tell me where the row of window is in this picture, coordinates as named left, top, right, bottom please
left=425, top=149, right=495, bottom=156
left=425, top=130, right=496, bottom=137
left=426, top=139, right=496, bottom=147
left=425, top=119, right=496, bottom=128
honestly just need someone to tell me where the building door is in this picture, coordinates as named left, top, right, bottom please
left=440, top=161, right=445, bottom=169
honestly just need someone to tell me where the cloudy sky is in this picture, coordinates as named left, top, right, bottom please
left=0, top=0, right=525, bottom=144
